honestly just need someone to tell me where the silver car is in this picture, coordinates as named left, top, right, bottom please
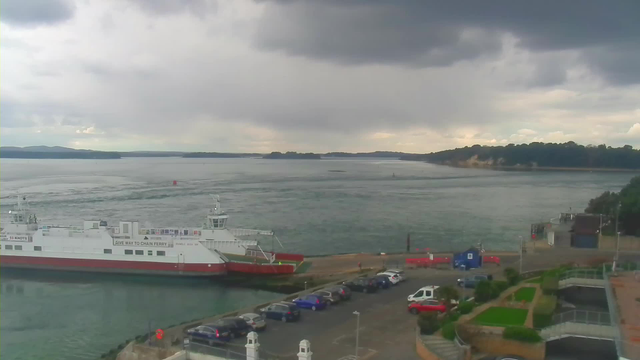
left=239, top=313, right=267, bottom=331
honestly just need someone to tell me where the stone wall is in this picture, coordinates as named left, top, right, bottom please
left=599, top=235, right=640, bottom=251
left=469, top=335, right=545, bottom=360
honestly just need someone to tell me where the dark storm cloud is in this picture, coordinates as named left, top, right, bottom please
left=254, top=0, right=640, bottom=85
left=0, top=0, right=75, bottom=26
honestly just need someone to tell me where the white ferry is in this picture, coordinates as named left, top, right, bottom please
left=0, top=196, right=299, bottom=276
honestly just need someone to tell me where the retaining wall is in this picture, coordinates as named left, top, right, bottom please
left=469, top=335, right=545, bottom=360
left=599, top=235, right=640, bottom=251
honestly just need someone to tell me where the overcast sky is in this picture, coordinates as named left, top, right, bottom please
left=2, top=0, right=640, bottom=153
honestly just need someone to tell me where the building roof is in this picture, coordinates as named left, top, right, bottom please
left=572, top=214, right=601, bottom=235
left=455, top=247, right=480, bottom=255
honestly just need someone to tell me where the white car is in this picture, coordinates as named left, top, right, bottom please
left=377, top=272, right=401, bottom=285
left=384, top=269, right=406, bottom=282
left=239, top=313, right=267, bottom=331
left=407, top=286, right=459, bottom=304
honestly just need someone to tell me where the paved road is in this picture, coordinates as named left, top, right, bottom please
left=218, top=249, right=640, bottom=360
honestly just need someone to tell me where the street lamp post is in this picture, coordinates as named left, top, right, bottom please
left=613, top=202, right=621, bottom=272
left=353, top=311, right=360, bottom=359
left=519, top=235, right=524, bottom=274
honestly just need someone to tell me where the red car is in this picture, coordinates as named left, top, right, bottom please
left=408, top=299, right=447, bottom=314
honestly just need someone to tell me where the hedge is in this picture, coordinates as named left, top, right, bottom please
left=541, top=276, right=559, bottom=295
left=457, top=301, right=475, bottom=315
left=503, top=326, right=542, bottom=343
left=475, top=281, right=494, bottom=302
left=504, top=267, right=521, bottom=286
left=441, top=322, right=456, bottom=341
left=491, top=280, right=509, bottom=297
left=533, top=295, right=557, bottom=328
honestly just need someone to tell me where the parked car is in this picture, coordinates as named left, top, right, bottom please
left=187, top=324, right=231, bottom=345
left=457, top=274, right=493, bottom=288
left=407, top=299, right=447, bottom=314
left=313, top=289, right=341, bottom=304
left=372, top=275, right=392, bottom=289
left=292, top=294, right=329, bottom=311
left=326, top=285, right=352, bottom=301
left=377, top=272, right=401, bottom=285
left=343, top=278, right=378, bottom=293
left=239, top=313, right=267, bottom=331
left=259, top=302, right=301, bottom=322
left=408, top=286, right=443, bottom=302
left=211, top=317, right=253, bottom=339
left=384, top=269, right=406, bottom=282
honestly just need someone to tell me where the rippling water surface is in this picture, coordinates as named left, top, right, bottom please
left=0, top=157, right=633, bottom=360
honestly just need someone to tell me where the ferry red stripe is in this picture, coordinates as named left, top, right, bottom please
left=0, top=255, right=227, bottom=274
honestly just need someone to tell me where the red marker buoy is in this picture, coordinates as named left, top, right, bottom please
left=156, top=329, right=164, bottom=340
left=173, top=180, right=177, bottom=186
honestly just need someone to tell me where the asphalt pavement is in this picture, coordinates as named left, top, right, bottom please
left=218, top=248, right=640, bottom=360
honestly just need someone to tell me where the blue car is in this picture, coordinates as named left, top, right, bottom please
left=187, top=324, right=231, bottom=346
left=373, top=275, right=391, bottom=289
left=259, top=302, right=301, bottom=322
left=292, top=294, right=328, bottom=311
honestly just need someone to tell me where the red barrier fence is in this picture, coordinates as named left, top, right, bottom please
left=483, top=256, right=501, bottom=265
left=406, top=257, right=451, bottom=266
left=273, top=253, right=305, bottom=262
left=227, top=262, right=295, bottom=274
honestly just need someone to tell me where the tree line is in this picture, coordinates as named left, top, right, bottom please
left=585, top=176, right=640, bottom=236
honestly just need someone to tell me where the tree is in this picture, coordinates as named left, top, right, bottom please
left=503, top=267, right=521, bottom=286
left=585, top=176, right=640, bottom=236
left=437, top=285, right=460, bottom=312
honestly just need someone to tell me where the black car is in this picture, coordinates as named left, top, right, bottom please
left=457, top=274, right=493, bottom=288
left=372, top=275, right=392, bottom=289
left=327, top=285, right=352, bottom=300
left=211, top=317, right=253, bottom=339
left=186, top=324, right=231, bottom=345
left=259, top=302, right=301, bottom=322
left=343, top=278, right=378, bottom=293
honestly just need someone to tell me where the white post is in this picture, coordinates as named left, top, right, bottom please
left=613, top=202, right=621, bottom=272
left=353, top=311, right=360, bottom=359
left=246, top=332, right=259, bottom=360
left=298, top=339, right=312, bottom=360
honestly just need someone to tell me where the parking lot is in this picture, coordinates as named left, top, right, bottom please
left=190, top=248, right=640, bottom=360
left=218, top=267, right=474, bottom=360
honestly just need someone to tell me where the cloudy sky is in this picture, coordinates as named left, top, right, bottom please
left=2, top=0, right=640, bottom=153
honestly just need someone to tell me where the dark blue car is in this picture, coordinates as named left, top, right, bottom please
left=187, top=324, right=231, bottom=346
left=292, top=294, right=328, bottom=311
left=259, top=302, right=301, bottom=322
left=373, top=275, right=391, bottom=289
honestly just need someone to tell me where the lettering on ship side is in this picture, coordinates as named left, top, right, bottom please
left=0, top=235, right=33, bottom=242
left=113, top=239, right=173, bottom=247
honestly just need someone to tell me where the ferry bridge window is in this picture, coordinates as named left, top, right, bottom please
left=124, top=249, right=133, bottom=255
left=104, top=249, right=112, bottom=254
left=157, top=251, right=165, bottom=256
left=5, top=245, right=13, bottom=250
left=34, top=246, right=42, bottom=251
left=15, top=245, right=22, bottom=250
left=135, top=250, right=143, bottom=255
left=147, top=250, right=153, bottom=256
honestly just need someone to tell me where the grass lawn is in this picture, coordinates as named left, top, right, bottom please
left=525, top=277, right=542, bottom=284
left=473, top=307, right=528, bottom=327
left=514, top=287, right=537, bottom=302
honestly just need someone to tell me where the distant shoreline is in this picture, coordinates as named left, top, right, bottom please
left=429, top=163, right=640, bottom=172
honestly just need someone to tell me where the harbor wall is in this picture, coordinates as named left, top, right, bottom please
left=599, top=235, right=640, bottom=251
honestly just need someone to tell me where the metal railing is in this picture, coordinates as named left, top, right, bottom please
left=559, top=269, right=604, bottom=280
left=553, top=310, right=611, bottom=326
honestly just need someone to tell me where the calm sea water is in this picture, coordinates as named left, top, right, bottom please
left=0, top=157, right=634, bottom=360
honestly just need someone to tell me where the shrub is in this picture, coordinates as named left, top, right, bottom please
left=541, top=276, right=559, bottom=295
left=418, top=312, right=440, bottom=334
left=474, top=280, right=494, bottom=302
left=441, top=322, right=456, bottom=340
left=503, top=326, right=542, bottom=343
left=457, top=301, right=475, bottom=315
left=440, top=311, right=460, bottom=324
left=437, top=285, right=460, bottom=312
left=504, top=267, right=521, bottom=286
left=491, top=280, right=509, bottom=298
left=533, top=295, right=557, bottom=328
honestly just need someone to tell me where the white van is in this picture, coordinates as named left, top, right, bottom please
left=407, top=286, right=459, bottom=304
